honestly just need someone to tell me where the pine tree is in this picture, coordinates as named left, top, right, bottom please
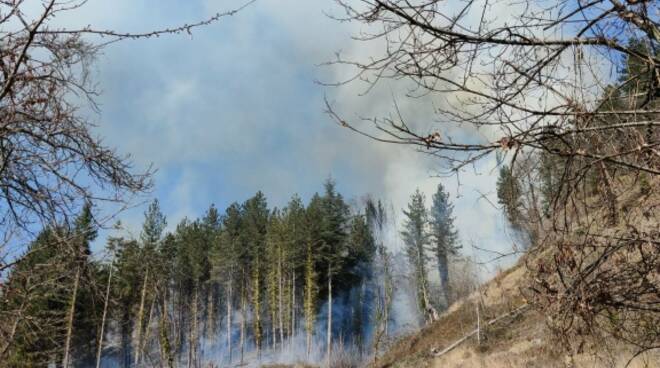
left=157, top=233, right=177, bottom=368
left=1, top=204, right=101, bottom=367
left=135, top=199, right=167, bottom=366
left=1, top=229, right=71, bottom=366
left=401, top=190, right=437, bottom=323
left=141, top=199, right=167, bottom=249
left=303, top=193, right=323, bottom=357
left=366, top=198, right=393, bottom=339
left=175, top=219, right=212, bottom=368
left=112, top=237, right=142, bottom=368
left=318, top=179, right=350, bottom=365
left=429, top=184, right=460, bottom=305
left=64, top=203, right=99, bottom=367
left=282, top=194, right=306, bottom=341
left=265, top=209, right=285, bottom=349
left=242, top=191, right=269, bottom=358
left=496, top=165, right=523, bottom=229
left=201, top=205, right=221, bottom=343
left=215, top=202, right=243, bottom=364
left=347, top=214, right=376, bottom=348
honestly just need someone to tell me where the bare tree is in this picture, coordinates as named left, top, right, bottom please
left=327, top=0, right=658, bottom=174
left=327, top=0, right=659, bottom=359
left=0, top=0, right=251, bottom=239
left=0, top=0, right=250, bottom=364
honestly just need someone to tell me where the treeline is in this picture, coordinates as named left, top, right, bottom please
left=0, top=179, right=468, bottom=368
left=2, top=180, right=373, bottom=367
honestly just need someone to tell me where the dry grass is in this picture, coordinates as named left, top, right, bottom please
left=371, top=243, right=660, bottom=368
left=372, top=262, right=532, bottom=368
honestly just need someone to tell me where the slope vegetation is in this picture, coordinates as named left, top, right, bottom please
left=374, top=258, right=659, bottom=368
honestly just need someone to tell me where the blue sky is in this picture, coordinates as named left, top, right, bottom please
left=54, top=0, right=519, bottom=274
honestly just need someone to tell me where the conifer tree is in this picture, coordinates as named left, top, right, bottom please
left=317, top=179, right=350, bottom=365
left=141, top=199, right=167, bottom=250
left=157, top=233, right=177, bottom=368
left=303, top=193, right=323, bottom=357
left=366, top=198, right=393, bottom=339
left=201, top=205, right=221, bottom=343
left=134, top=199, right=167, bottom=366
left=111, top=237, right=142, bottom=368
left=63, top=203, right=99, bottom=367
left=496, top=165, right=523, bottom=229
left=1, top=229, right=73, bottom=366
left=242, top=192, right=269, bottom=357
left=1, top=205, right=100, bottom=367
left=347, top=213, right=376, bottom=347
left=401, top=190, right=437, bottom=323
left=265, top=209, right=285, bottom=349
left=282, top=195, right=306, bottom=341
left=215, top=202, right=243, bottom=364
left=429, top=184, right=460, bottom=305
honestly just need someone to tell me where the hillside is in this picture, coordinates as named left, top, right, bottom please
left=372, top=259, right=659, bottom=368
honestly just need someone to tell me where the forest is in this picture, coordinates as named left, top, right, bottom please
left=0, top=0, right=658, bottom=367
left=1, top=180, right=469, bottom=367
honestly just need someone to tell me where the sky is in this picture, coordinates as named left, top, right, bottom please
left=52, top=0, right=520, bottom=275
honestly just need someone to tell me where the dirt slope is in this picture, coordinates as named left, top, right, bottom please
left=374, top=261, right=659, bottom=368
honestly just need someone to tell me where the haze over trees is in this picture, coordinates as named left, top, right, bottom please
left=0, top=0, right=657, bottom=367
left=329, top=0, right=660, bottom=361
left=1, top=179, right=470, bottom=367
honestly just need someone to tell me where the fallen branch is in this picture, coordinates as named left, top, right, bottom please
left=431, top=304, right=529, bottom=358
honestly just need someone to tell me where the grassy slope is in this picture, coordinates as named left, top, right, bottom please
left=374, top=176, right=660, bottom=368
left=374, top=258, right=659, bottom=368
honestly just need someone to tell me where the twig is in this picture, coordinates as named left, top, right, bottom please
left=431, top=304, right=529, bottom=357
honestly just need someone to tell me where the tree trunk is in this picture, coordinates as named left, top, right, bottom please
left=121, top=308, right=132, bottom=368
left=135, top=269, right=149, bottom=366
left=271, top=315, right=277, bottom=350
left=437, top=252, right=449, bottom=305
left=306, top=330, right=312, bottom=359
left=476, top=301, right=481, bottom=345
left=240, top=278, right=246, bottom=366
left=188, top=284, right=199, bottom=368
left=63, top=266, right=81, bottom=368
left=291, top=271, right=296, bottom=341
left=187, top=318, right=193, bottom=368
left=174, top=283, right=183, bottom=358
left=96, top=259, right=115, bottom=368
left=384, top=300, right=389, bottom=336
left=159, top=294, right=175, bottom=368
left=278, top=254, right=284, bottom=352
left=423, top=283, right=438, bottom=322
left=252, top=255, right=262, bottom=359
left=140, top=296, right=156, bottom=364
left=420, top=268, right=438, bottom=323
left=304, top=246, right=315, bottom=359
left=416, top=243, right=438, bottom=323
left=226, top=279, right=233, bottom=364
left=207, top=285, right=215, bottom=343
left=326, top=267, right=332, bottom=368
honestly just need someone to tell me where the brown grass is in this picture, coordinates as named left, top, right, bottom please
left=371, top=245, right=660, bottom=368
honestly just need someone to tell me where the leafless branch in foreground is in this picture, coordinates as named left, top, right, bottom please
left=328, top=0, right=660, bottom=357
left=0, top=1, right=249, bottom=361
left=0, top=0, right=250, bottom=234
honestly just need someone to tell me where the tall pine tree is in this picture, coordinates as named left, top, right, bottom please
left=429, top=184, right=460, bottom=305
left=401, top=190, right=437, bottom=323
